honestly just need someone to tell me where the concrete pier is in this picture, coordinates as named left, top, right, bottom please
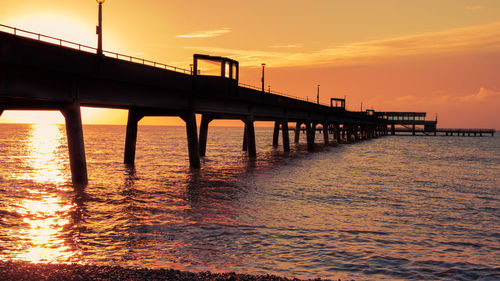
left=0, top=26, right=406, bottom=185
left=182, top=112, right=201, bottom=168
left=124, top=109, right=143, bottom=165
left=61, top=102, right=88, bottom=186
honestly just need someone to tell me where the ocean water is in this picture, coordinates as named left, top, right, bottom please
left=0, top=123, right=499, bottom=280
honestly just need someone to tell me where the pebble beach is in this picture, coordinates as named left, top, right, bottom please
left=0, top=261, right=337, bottom=281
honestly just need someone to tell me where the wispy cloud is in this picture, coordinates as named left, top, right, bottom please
left=177, top=28, right=231, bottom=39
left=269, top=44, right=304, bottom=49
left=458, top=87, right=500, bottom=102
left=466, top=5, right=484, bottom=11
left=184, top=22, right=500, bottom=67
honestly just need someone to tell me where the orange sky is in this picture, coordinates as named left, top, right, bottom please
left=1, top=0, right=499, bottom=128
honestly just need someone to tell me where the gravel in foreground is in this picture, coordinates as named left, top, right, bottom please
left=0, top=261, right=344, bottom=281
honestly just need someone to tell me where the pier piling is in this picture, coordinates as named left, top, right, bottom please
left=323, top=122, right=329, bottom=145
left=199, top=114, right=212, bottom=157
left=273, top=121, right=280, bottom=147
left=182, top=111, right=201, bottom=168
left=242, top=123, right=248, bottom=151
left=294, top=122, right=301, bottom=143
left=244, top=116, right=257, bottom=157
left=61, top=102, right=88, bottom=186
left=306, top=122, right=315, bottom=151
left=124, top=109, right=143, bottom=165
left=282, top=120, right=290, bottom=152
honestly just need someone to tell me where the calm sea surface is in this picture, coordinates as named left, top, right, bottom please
left=0, top=124, right=499, bottom=280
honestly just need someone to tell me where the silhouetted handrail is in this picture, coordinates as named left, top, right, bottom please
left=0, top=24, right=190, bottom=74
left=238, top=82, right=330, bottom=106
left=1, top=23, right=336, bottom=108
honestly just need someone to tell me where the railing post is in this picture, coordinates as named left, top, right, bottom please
left=282, top=120, right=290, bottom=152
left=199, top=114, right=213, bottom=157
left=61, top=101, right=88, bottom=186
left=124, top=109, right=143, bottom=165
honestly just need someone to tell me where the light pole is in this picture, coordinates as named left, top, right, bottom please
left=96, top=0, right=105, bottom=56
left=261, top=63, right=266, bottom=92
left=317, top=84, right=320, bottom=104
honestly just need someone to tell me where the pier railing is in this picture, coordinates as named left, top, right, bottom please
left=0, top=24, right=190, bottom=74
left=1, top=23, right=332, bottom=108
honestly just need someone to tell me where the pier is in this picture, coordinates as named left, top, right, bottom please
left=0, top=25, right=494, bottom=186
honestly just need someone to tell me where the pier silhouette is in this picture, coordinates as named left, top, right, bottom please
left=0, top=24, right=494, bottom=185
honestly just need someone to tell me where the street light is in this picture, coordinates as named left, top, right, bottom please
left=96, top=0, right=105, bottom=56
left=261, top=63, right=266, bottom=92
left=317, top=84, right=320, bottom=104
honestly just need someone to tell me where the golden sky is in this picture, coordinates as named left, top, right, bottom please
left=1, top=0, right=499, bottom=128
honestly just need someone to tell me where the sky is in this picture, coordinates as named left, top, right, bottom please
left=1, top=0, right=499, bottom=128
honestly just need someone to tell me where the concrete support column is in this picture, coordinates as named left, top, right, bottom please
left=342, top=124, right=346, bottom=142
left=0, top=108, right=3, bottom=118
left=61, top=102, right=88, bottom=186
left=244, top=116, right=257, bottom=157
left=335, top=124, right=341, bottom=143
left=182, top=112, right=201, bottom=168
left=242, top=123, right=248, bottom=151
left=124, top=109, right=143, bottom=165
left=323, top=122, right=329, bottom=145
left=294, top=122, right=301, bottom=143
left=353, top=125, right=359, bottom=142
left=311, top=123, right=317, bottom=143
left=391, top=124, right=395, bottom=135
left=199, top=114, right=213, bottom=157
left=412, top=124, right=416, bottom=136
left=281, top=120, right=290, bottom=152
left=306, top=122, right=315, bottom=151
left=347, top=123, right=353, bottom=143
left=272, top=121, right=280, bottom=147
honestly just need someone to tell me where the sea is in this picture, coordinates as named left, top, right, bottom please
left=0, top=123, right=499, bottom=280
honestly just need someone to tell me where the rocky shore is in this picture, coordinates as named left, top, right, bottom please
left=0, top=261, right=338, bottom=281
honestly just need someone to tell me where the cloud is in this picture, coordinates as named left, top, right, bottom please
left=269, top=44, right=304, bottom=49
left=466, top=5, right=484, bottom=11
left=184, top=22, right=500, bottom=67
left=458, top=87, right=500, bottom=102
left=177, top=28, right=231, bottom=39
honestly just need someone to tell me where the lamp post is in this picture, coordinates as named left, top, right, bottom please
left=261, top=63, right=266, bottom=92
left=96, top=0, right=105, bottom=56
left=317, top=84, right=320, bottom=104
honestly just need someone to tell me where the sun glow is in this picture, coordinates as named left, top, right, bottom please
left=16, top=124, right=69, bottom=184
